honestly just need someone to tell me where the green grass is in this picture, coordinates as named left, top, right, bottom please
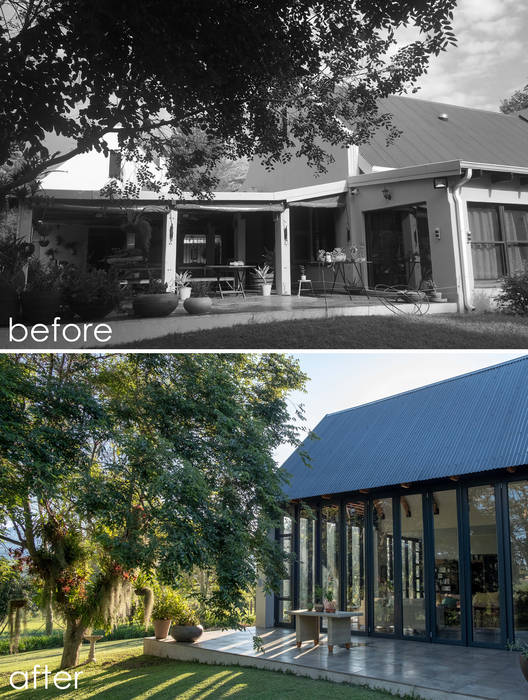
left=119, top=312, right=528, bottom=349
left=0, top=638, right=399, bottom=699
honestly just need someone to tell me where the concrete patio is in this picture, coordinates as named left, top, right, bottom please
left=144, top=626, right=527, bottom=700
left=0, top=293, right=457, bottom=349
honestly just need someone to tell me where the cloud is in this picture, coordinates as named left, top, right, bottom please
left=407, top=0, right=528, bottom=110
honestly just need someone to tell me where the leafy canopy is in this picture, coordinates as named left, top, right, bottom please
left=0, top=354, right=307, bottom=638
left=1, top=0, right=457, bottom=197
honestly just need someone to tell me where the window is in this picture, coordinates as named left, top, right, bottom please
left=345, top=501, right=366, bottom=631
left=321, top=505, right=340, bottom=606
left=508, top=480, right=528, bottom=642
left=401, top=494, right=426, bottom=637
left=372, top=498, right=395, bottom=634
left=299, top=507, right=316, bottom=610
left=277, top=512, right=293, bottom=624
left=469, top=204, right=528, bottom=281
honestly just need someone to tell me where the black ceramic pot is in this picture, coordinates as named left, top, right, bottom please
left=183, top=297, right=212, bottom=315
left=170, top=624, right=204, bottom=643
left=133, top=293, right=178, bottom=318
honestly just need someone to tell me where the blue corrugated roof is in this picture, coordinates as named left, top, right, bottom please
left=281, top=356, right=528, bottom=500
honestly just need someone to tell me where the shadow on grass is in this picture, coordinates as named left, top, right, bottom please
left=118, top=312, right=528, bottom=349
left=0, top=654, right=399, bottom=700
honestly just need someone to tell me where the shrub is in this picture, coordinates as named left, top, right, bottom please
left=0, top=631, right=63, bottom=656
left=60, top=265, right=122, bottom=305
left=497, top=270, right=528, bottom=314
left=152, top=588, right=198, bottom=625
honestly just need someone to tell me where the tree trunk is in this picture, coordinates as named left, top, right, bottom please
left=60, top=616, right=86, bottom=669
left=45, top=592, right=53, bottom=636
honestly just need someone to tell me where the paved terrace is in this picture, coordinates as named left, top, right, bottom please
left=144, top=626, right=526, bottom=700
left=0, top=293, right=456, bottom=350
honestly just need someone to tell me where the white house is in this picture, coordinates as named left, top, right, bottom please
left=16, top=96, right=528, bottom=310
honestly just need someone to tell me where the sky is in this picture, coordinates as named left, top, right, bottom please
left=406, top=0, right=528, bottom=111
left=274, top=350, right=528, bottom=465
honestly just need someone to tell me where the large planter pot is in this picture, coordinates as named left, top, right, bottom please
left=153, top=619, right=171, bottom=640
left=20, top=289, right=61, bottom=325
left=170, top=624, right=204, bottom=643
left=178, top=286, right=192, bottom=301
left=0, top=284, right=19, bottom=326
left=248, top=272, right=274, bottom=291
left=520, top=655, right=528, bottom=683
left=183, top=296, right=212, bottom=315
left=70, top=300, right=115, bottom=322
left=133, top=293, right=178, bottom=318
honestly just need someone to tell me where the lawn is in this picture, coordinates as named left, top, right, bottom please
left=0, top=638, right=401, bottom=699
left=121, top=312, right=528, bottom=349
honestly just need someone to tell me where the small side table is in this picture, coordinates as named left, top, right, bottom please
left=286, top=610, right=361, bottom=652
left=297, top=279, right=314, bottom=296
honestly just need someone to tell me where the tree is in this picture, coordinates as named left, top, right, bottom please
left=0, top=353, right=307, bottom=668
left=0, top=0, right=458, bottom=198
left=500, top=85, right=528, bottom=114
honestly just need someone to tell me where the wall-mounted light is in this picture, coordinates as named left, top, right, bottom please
left=382, top=187, right=392, bottom=201
left=350, top=187, right=359, bottom=195
left=433, top=177, right=448, bottom=189
left=284, top=226, right=288, bottom=243
left=169, top=223, right=174, bottom=243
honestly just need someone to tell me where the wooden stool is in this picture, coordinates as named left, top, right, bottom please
left=297, top=278, right=314, bottom=296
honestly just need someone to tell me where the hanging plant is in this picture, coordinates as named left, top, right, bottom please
left=8, top=598, right=27, bottom=654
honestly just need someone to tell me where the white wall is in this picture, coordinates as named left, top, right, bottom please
left=348, top=179, right=460, bottom=303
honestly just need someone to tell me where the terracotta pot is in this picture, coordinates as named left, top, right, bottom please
left=70, top=300, right=115, bottom=321
left=133, top=293, right=178, bottom=318
left=153, top=619, right=171, bottom=640
left=0, top=285, right=19, bottom=326
left=170, top=624, right=204, bottom=643
left=20, top=289, right=61, bottom=325
left=178, top=286, right=192, bottom=301
left=183, top=296, right=212, bottom=315
left=520, top=655, right=528, bottom=683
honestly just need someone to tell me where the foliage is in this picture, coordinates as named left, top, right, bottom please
left=254, top=265, right=271, bottom=282
left=60, top=265, right=122, bottom=305
left=0, top=559, right=36, bottom=625
left=152, top=588, right=198, bottom=625
left=0, top=631, right=64, bottom=656
left=192, top=280, right=211, bottom=297
left=24, top=258, right=61, bottom=292
left=0, top=1, right=457, bottom=198
left=0, top=210, right=34, bottom=289
left=497, top=270, right=528, bottom=315
left=175, top=271, right=192, bottom=288
left=508, top=640, right=528, bottom=659
left=500, top=85, right=528, bottom=114
left=0, top=354, right=307, bottom=668
left=142, top=279, right=168, bottom=295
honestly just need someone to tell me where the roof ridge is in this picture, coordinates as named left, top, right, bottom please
left=327, top=355, right=528, bottom=418
left=384, top=94, right=504, bottom=116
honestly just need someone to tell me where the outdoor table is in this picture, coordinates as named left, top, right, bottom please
left=286, top=609, right=362, bottom=652
left=181, top=264, right=253, bottom=298
left=316, top=261, right=369, bottom=300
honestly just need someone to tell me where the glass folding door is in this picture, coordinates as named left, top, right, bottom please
left=372, top=498, right=395, bottom=634
left=401, top=494, right=426, bottom=637
left=321, top=505, right=340, bottom=606
left=299, top=508, right=317, bottom=610
left=508, top=480, right=528, bottom=642
left=345, top=501, right=366, bottom=631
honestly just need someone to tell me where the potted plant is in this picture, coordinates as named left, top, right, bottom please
left=0, top=211, right=35, bottom=325
left=169, top=594, right=203, bottom=643
left=508, top=641, right=528, bottom=683
left=132, top=279, right=179, bottom=318
left=249, top=249, right=274, bottom=290
left=175, top=271, right=192, bottom=301
left=183, top=281, right=212, bottom=315
left=61, top=265, right=121, bottom=321
left=20, top=258, right=62, bottom=324
left=253, top=265, right=272, bottom=296
left=314, top=585, right=324, bottom=613
left=152, top=588, right=182, bottom=640
left=323, top=587, right=337, bottom=613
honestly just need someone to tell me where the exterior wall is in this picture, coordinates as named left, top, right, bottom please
left=273, top=466, right=528, bottom=649
left=461, top=176, right=528, bottom=307
left=347, top=179, right=460, bottom=304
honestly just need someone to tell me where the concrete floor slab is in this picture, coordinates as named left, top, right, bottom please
left=0, top=294, right=457, bottom=349
left=143, top=626, right=527, bottom=700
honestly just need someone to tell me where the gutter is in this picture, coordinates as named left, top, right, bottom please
left=451, top=168, right=475, bottom=311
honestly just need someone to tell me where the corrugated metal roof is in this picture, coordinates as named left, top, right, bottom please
left=360, top=96, right=528, bottom=170
left=281, top=356, right=528, bottom=500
